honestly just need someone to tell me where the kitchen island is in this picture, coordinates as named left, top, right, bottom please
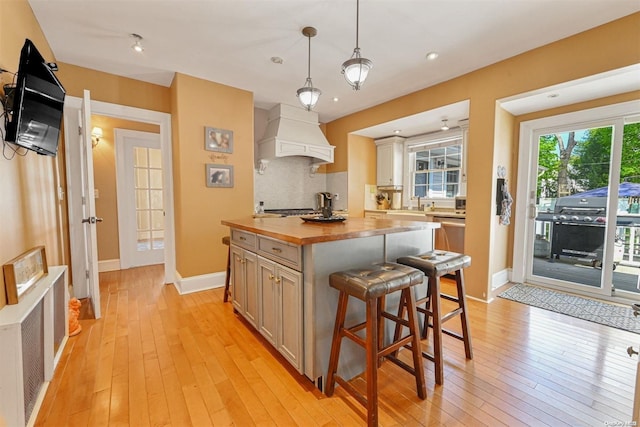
left=221, top=216, right=439, bottom=389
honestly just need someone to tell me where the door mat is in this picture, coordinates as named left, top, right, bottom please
left=498, top=283, right=639, bottom=334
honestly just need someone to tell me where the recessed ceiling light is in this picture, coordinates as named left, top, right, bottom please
left=426, top=52, right=439, bottom=61
left=130, top=33, right=144, bottom=53
left=393, top=129, right=401, bottom=134
left=271, top=56, right=283, bottom=64
left=333, top=97, right=339, bottom=102
left=548, top=93, right=560, bottom=98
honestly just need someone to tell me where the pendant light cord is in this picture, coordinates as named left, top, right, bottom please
left=307, top=33, right=311, bottom=79
left=355, top=0, right=360, bottom=49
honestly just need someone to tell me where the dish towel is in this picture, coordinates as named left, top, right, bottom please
left=500, top=183, right=513, bottom=225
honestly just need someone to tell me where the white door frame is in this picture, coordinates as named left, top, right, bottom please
left=64, top=96, right=176, bottom=286
left=63, top=91, right=102, bottom=317
left=513, top=99, right=640, bottom=299
left=115, top=129, right=164, bottom=268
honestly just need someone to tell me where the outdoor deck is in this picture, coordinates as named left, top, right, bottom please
left=532, top=256, right=639, bottom=294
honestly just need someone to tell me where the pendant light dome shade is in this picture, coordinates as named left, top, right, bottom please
left=297, top=81, right=321, bottom=111
left=342, top=0, right=372, bottom=90
left=342, top=50, right=373, bottom=90
left=297, top=27, right=321, bottom=111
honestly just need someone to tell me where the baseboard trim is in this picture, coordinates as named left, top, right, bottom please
left=172, top=271, right=226, bottom=295
left=492, top=268, right=511, bottom=291
left=98, top=259, right=121, bottom=272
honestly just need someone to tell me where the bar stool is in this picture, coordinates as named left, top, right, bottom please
left=396, top=251, right=472, bottom=386
left=222, top=236, right=231, bottom=302
left=325, top=262, right=427, bottom=427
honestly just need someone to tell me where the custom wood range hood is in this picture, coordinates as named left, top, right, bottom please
left=257, top=104, right=335, bottom=174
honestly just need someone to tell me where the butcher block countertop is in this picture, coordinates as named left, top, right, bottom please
left=221, top=216, right=439, bottom=246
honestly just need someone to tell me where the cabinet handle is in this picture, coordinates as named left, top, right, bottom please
left=241, top=259, right=246, bottom=264
left=271, top=247, right=283, bottom=253
left=275, top=277, right=281, bottom=284
left=239, top=236, right=246, bottom=241
left=268, top=274, right=274, bottom=280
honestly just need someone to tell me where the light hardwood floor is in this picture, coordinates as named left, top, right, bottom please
left=35, top=264, right=638, bottom=426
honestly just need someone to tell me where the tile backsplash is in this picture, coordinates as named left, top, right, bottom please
left=254, top=156, right=347, bottom=211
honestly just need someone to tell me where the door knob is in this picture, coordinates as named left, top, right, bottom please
left=627, top=346, right=638, bottom=357
left=81, top=216, right=103, bottom=224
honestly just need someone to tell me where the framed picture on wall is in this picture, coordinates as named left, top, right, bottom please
left=204, top=126, right=233, bottom=153
left=206, top=164, right=234, bottom=188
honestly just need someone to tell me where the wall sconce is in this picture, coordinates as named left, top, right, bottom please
left=91, top=127, right=103, bottom=147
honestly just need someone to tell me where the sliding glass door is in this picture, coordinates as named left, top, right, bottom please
left=516, top=104, right=640, bottom=300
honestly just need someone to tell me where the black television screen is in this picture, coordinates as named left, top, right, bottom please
left=4, top=39, right=65, bottom=156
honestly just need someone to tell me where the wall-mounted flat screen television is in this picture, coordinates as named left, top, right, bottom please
left=4, top=39, right=66, bottom=157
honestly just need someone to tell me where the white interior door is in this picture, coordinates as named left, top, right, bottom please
left=115, top=129, right=164, bottom=268
left=64, top=89, right=101, bottom=318
left=80, top=91, right=101, bottom=318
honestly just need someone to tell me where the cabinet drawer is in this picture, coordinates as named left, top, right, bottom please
left=257, top=236, right=301, bottom=271
left=231, top=229, right=256, bottom=250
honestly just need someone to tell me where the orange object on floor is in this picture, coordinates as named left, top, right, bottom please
left=68, top=298, right=82, bottom=336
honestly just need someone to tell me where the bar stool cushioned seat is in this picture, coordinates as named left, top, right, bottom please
left=396, top=251, right=472, bottom=386
left=326, top=262, right=427, bottom=426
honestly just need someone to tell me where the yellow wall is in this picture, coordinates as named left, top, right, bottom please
left=0, top=0, right=64, bottom=309
left=170, top=73, right=254, bottom=278
left=325, top=13, right=640, bottom=300
left=91, top=116, right=160, bottom=261
left=347, top=134, right=376, bottom=216
left=489, top=104, right=515, bottom=297
left=56, top=63, right=171, bottom=113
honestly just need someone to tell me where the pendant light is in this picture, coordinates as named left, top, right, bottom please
left=342, top=0, right=372, bottom=90
left=441, top=119, right=450, bottom=131
left=296, top=26, right=321, bottom=111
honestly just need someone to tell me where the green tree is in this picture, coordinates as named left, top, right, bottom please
left=570, top=127, right=611, bottom=190
left=620, top=122, right=640, bottom=183
left=556, top=132, right=578, bottom=196
left=537, top=135, right=560, bottom=198
left=570, top=123, right=640, bottom=190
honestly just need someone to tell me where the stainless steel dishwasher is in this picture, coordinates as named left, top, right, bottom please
left=433, top=216, right=465, bottom=253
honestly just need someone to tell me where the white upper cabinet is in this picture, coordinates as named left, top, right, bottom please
left=376, top=136, right=405, bottom=187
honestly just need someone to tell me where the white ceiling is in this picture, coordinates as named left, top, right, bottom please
left=27, top=0, right=640, bottom=138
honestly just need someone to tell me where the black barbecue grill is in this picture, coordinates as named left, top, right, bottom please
left=536, top=196, right=638, bottom=267
left=536, top=197, right=609, bottom=265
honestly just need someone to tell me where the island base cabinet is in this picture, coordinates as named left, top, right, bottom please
left=230, top=245, right=258, bottom=327
left=257, top=257, right=303, bottom=373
